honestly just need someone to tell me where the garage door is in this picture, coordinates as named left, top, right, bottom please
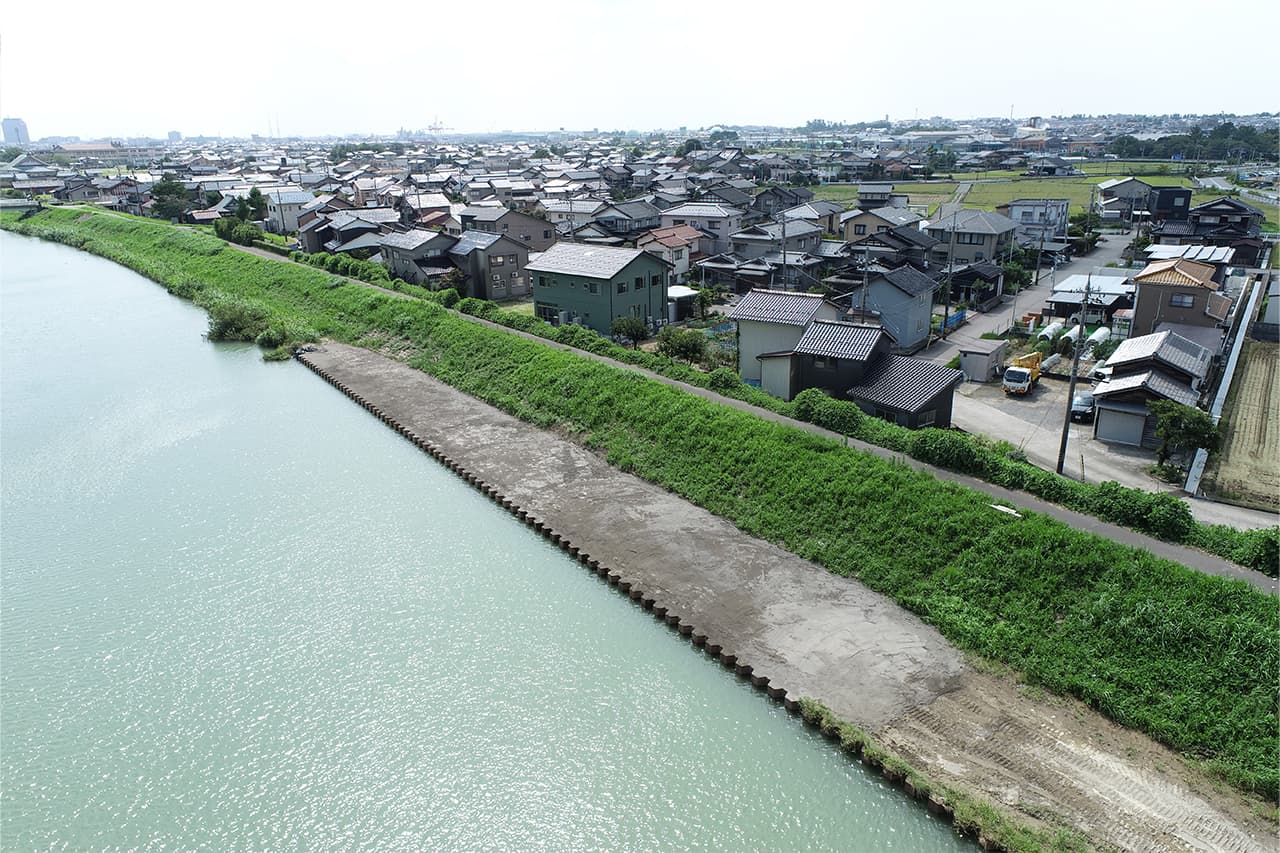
left=1095, top=408, right=1145, bottom=446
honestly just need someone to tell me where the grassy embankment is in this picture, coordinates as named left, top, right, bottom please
left=3, top=208, right=1277, bottom=808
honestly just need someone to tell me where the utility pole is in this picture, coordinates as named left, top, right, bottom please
left=779, top=208, right=788, bottom=289
left=1032, top=199, right=1049, bottom=289
left=940, top=206, right=958, bottom=339
left=1057, top=273, right=1091, bottom=475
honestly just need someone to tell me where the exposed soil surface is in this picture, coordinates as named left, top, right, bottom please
left=1205, top=341, right=1280, bottom=512
left=300, top=342, right=1276, bottom=851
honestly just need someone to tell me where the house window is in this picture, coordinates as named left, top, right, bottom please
left=709, top=221, right=721, bottom=229
left=673, top=219, right=686, bottom=225
left=617, top=280, right=628, bottom=293
left=854, top=224, right=866, bottom=235
left=501, top=224, right=509, bottom=231
left=492, top=255, right=505, bottom=267
left=814, top=357, right=838, bottom=369
left=589, top=282, right=599, bottom=294
left=650, top=274, right=661, bottom=288
left=918, top=409, right=936, bottom=428
left=876, top=225, right=888, bottom=232
left=975, top=252, right=984, bottom=261
left=1170, top=293, right=1195, bottom=308
left=538, top=276, right=546, bottom=287
left=674, top=248, right=684, bottom=260
left=1200, top=215, right=1219, bottom=224
left=635, top=276, right=644, bottom=289
left=544, top=229, right=553, bottom=238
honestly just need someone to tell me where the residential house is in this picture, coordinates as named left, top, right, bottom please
left=841, top=206, right=923, bottom=241
left=942, top=261, right=1005, bottom=311
left=853, top=184, right=908, bottom=209
left=590, top=199, right=662, bottom=241
left=849, top=224, right=939, bottom=269
left=448, top=231, right=531, bottom=301
left=379, top=229, right=459, bottom=285
left=751, top=185, right=814, bottom=218
left=527, top=243, right=670, bottom=335
left=1024, top=156, right=1082, bottom=177
left=1096, top=177, right=1153, bottom=221
left=751, top=317, right=964, bottom=427
left=660, top=202, right=744, bottom=255
left=845, top=352, right=963, bottom=428
left=1042, top=272, right=1134, bottom=327
left=824, top=265, right=937, bottom=353
left=729, top=219, right=823, bottom=259
left=780, top=200, right=846, bottom=235
left=1129, top=258, right=1232, bottom=338
left=727, top=289, right=840, bottom=384
left=1147, top=186, right=1191, bottom=222
left=997, top=198, right=1069, bottom=250
left=538, top=198, right=607, bottom=226
left=460, top=206, right=557, bottom=251
left=1092, top=330, right=1212, bottom=447
left=925, top=208, right=1017, bottom=266
left=637, top=224, right=703, bottom=283
left=756, top=320, right=892, bottom=400
left=299, top=207, right=399, bottom=254
left=1149, top=196, right=1265, bottom=266
left=697, top=251, right=827, bottom=293
left=264, top=188, right=315, bottom=233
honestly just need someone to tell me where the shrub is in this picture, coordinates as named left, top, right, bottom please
left=437, top=288, right=460, bottom=308
left=207, top=297, right=270, bottom=342
left=708, top=367, right=741, bottom=393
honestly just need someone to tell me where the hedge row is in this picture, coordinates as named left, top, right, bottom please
left=4, top=208, right=1276, bottom=799
left=789, top=389, right=1279, bottom=574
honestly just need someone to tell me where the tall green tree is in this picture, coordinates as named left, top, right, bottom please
left=247, top=187, right=267, bottom=220
left=1148, top=400, right=1221, bottom=467
left=611, top=315, right=649, bottom=348
left=656, top=325, right=706, bottom=364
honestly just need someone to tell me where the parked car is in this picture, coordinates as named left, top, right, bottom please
left=1070, top=389, right=1096, bottom=423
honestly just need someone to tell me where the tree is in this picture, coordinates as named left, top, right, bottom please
left=1, top=145, right=24, bottom=162
left=676, top=138, right=704, bottom=157
left=531, top=148, right=551, bottom=159
left=611, top=315, right=649, bottom=348
left=709, top=129, right=739, bottom=144
left=150, top=178, right=191, bottom=220
left=247, top=186, right=267, bottom=221
left=656, top=325, right=707, bottom=364
left=234, top=196, right=252, bottom=221
left=204, top=190, right=222, bottom=207
left=1148, top=400, right=1221, bottom=467
left=696, top=287, right=715, bottom=320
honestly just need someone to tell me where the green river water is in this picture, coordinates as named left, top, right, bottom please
left=0, top=231, right=970, bottom=850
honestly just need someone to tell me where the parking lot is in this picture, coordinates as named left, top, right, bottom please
left=952, top=373, right=1162, bottom=487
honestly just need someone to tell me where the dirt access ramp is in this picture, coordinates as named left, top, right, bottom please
left=299, top=343, right=1275, bottom=852
left=1205, top=341, right=1280, bottom=512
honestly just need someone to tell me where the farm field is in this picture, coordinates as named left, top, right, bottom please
left=1204, top=341, right=1280, bottom=511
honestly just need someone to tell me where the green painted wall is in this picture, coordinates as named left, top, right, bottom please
left=533, top=254, right=669, bottom=335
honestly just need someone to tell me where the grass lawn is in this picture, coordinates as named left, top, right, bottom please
left=812, top=182, right=958, bottom=216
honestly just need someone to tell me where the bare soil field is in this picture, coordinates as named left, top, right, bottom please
left=1205, top=342, right=1280, bottom=511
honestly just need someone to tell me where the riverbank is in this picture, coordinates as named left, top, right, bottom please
left=2, top=211, right=1275, bottom=836
left=299, top=341, right=1274, bottom=852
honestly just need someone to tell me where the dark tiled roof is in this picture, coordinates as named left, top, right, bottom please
left=727, top=289, right=829, bottom=325
left=794, top=320, right=886, bottom=360
left=1093, top=370, right=1198, bottom=407
left=1107, top=330, right=1212, bottom=379
left=878, top=265, right=937, bottom=297
left=848, top=356, right=963, bottom=411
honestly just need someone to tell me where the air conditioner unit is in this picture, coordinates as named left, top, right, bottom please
left=557, top=310, right=570, bottom=325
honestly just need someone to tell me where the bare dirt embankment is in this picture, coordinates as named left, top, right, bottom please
left=300, top=342, right=1275, bottom=852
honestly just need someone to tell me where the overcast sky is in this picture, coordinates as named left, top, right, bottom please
left=2, top=0, right=1276, bottom=140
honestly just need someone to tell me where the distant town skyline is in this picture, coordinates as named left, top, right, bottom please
left=3, top=0, right=1277, bottom=141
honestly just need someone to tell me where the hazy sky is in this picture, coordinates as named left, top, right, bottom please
left=2, top=0, right=1276, bottom=139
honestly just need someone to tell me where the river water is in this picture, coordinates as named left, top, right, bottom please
left=0, top=231, right=969, bottom=850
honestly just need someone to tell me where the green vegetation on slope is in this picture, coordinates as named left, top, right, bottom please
left=3, top=208, right=1276, bottom=801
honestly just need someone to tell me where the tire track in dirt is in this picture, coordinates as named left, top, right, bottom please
left=879, top=675, right=1274, bottom=852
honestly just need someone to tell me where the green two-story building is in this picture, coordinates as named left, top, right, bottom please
left=526, top=243, right=670, bottom=336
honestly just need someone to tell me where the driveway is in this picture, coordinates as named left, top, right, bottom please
left=951, top=376, right=1280, bottom=530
